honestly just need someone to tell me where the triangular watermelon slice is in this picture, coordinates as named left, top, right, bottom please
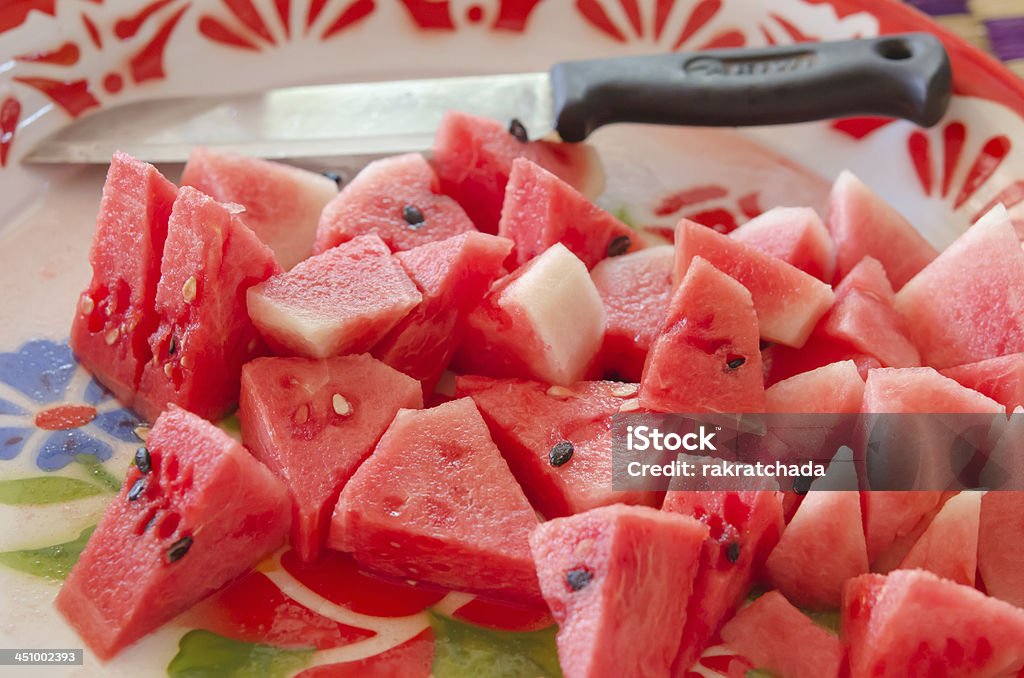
left=899, top=490, right=982, bottom=586
left=865, top=492, right=946, bottom=571
left=329, top=397, right=541, bottom=603
left=56, top=406, right=290, bottom=660
left=239, top=354, right=423, bottom=561
left=941, top=353, right=1024, bottom=413
left=764, top=360, right=865, bottom=413
left=640, top=256, right=765, bottom=413
left=730, top=206, right=835, bottom=281
left=529, top=504, right=709, bottom=678
left=979, top=491, right=1024, bottom=608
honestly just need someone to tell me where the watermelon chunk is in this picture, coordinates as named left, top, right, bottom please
left=431, top=111, right=602, bottom=234
left=180, top=147, right=338, bottom=269
left=765, top=360, right=865, bottom=413
left=135, top=187, right=280, bottom=422
left=640, top=256, right=765, bottom=413
left=674, top=219, right=834, bottom=347
left=71, top=152, right=177, bottom=408
left=826, top=170, right=937, bottom=289
left=329, top=397, right=541, bottom=603
left=313, top=153, right=476, bottom=255
left=941, top=353, right=1024, bottom=413
left=978, top=491, right=1024, bottom=608
left=730, top=206, right=835, bottom=281
left=529, top=504, right=709, bottom=678
left=498, top=157, right=634, bottom=269
left=719, top=591, right=843, bottom=678
left=454, top=243, right=605, bottom=385
left=590, top=245, right=673, bottom=382
left=899, top=490, right=982, bottom=586
left=863, top=366, right=1004, bottom=414
left=56, top=406, right=290, bottom=660
left=894, top=205, right=1024, bottom=369
left=842, top=569, right=1024, bottom=677
left=239, top=355, right=423, bottom=561
left=247, top=234, right=422, bottom=358
left=455, top=375, right=656, bottom=518
left=763, top=334, right=882, bottom=387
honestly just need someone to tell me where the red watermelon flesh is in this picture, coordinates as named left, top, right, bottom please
left=590, top=245, right=674, bottom=382
left=765, top=359, right=865, bottom=413
left=763, top=334, right=882, bottom=386
left=247, top=234, right=422, bottom=359
left=498, top=157, right=634, bottom=269
left=329, top=397, right=542, bottom=603
left=640, top=256, right=765, bottom=413
left=894, top=205, right=1024, bottom=369
left=979, top=491, right=1024, bottom=608
left=71, top=152, right=177, bottom=408
left=529, top=504, right=709, bottom=678
left=674, top=219, right=834, bottom=347
left=730, top=206, right=836, bottom=281
left=239, top=355, right=422, bottom=561
left=431, top=111, right=603, bottom=233
left=826, top=170, right=937, bottom=290
left=313, top=153, right=476, bottom=255
left=868, top=491, right=955, bottom=573
left=842, top=569, right=1024, bottom=678
left=372, top=232, right=512, bottom=391
left=55, top=406, right=290, bottom=660
left=719, top=591, right=843, bottom=678
left=863, top=366, right=1005, bottom=414
left=455, top=375, right=656, bottom=518
left=899, top=490, right=982, bottom=586
left=180, top=147, right=338, bottom=269
left=135, top=187, right=279, bottom=423
left=662, top=490, right=786, bottom=674
left=941, top=353, right=1024, bottom=413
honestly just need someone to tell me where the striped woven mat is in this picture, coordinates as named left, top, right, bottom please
left=906, top=0, right=1024, bottom=77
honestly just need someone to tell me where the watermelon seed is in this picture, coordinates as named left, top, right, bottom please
left=134, top=425, right=150, bottom=442
left=163, top=363, right=174, bottom=379
left=332, top=393, right=352, bottom=416
left=508, top=118, right=529, bottom=143
left=546, top=385, right=574, bottom=399
left=180, top=354, right=191, bottom=369
left=549, top=441, right=574, bottom=467
left=166, top=536, right=193, bottom=563
left=321, top=171, right=343, bottom=187
left=565, top=567, right=593, bottom=592
left=79, top=295, right=94, bottom=315
left=793, top=475, right=812, bottom=495
left=127, top=478, right=147, bottom=501
left=402, top=205, right=426, bottom=228
left=726, top=356, right=746, bottom=370
left=167, top=336, right=177, bottom=355
left=726, top=542, right=741, bottom=564
left=607, top=235, right=631, bottom=257
left=182, top=276, right=197, bottom=303
left=134, top=446, right=152, bottom=474
left=104, top=327, right=120, bottom=345
left=294, top=404, right=310, bottom=425
left=618, top=398, right=641, bottom=413
left=611, top=383, right=639, bottom=398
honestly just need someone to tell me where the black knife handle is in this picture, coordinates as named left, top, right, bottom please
left=549, top=33, right=952, bottom=142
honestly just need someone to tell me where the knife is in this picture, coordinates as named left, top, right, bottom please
left=25, top=33, right=951, bottom=165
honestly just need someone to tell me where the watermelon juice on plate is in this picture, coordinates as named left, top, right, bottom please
left=1, top=1, right=1024, bottom=677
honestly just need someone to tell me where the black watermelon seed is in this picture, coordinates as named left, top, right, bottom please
left=134, top=446, right=152, bottom=474
left=127, top=477, right=147, bottom=501
left=566, top=567, right=593, bottom=592
left=508, top=118, right=529, bottom=143
left=726, top=356, right=746, bottom=370
left=793, top=475, right=812, bottom=495
left=167, top=336, right=177, bottom=356
left=402, top=204, right=426, bottom=228
left=726, top=541, right=741, bottom=564
left=549, top=441, right=574, bottom=467
left=166, top=536, right=193, bottom=563
left=607, top=235, right=631, bottom=257
left=322, top=171, right=343, bottom=188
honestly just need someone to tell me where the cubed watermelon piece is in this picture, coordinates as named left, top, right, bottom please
left=329, top=397, right=541, bottom=603
left=71, top=152, right=177, bottom=407
left=313, top=153, right=476, bottom=255
left=898, top=490, right=982, bottom=586
left=640, top=256, right=765, bottom=413
left=763, top=334, right=882, bottom=386
left=455, top=375, right=656, bottom=518
left=941, top=353, right=1024, bottom=413
left=978, top=491, right=1024, bottom=608
left=529, top=504, right=709, bottom=678
left=719, top=591, right=843, bottom=678
left=239, top=355, right=422, bottom=561
left=454, top=243, right=605, bottom=385
left=674, top=219, right=834, bottom=347
left=730, top=206, right=835, bottom=281
left=842, top=569, right=1024, bottom=677
left=180, top=147, right=338, bottom=269
left=864, top=492, right=944, bottom=570
left=247, top=234, right=422, bottom=358
left=498, top=157, right=634, bottom=269
left=894, top=205, right=1024, bottom=369
left=590, top=245, right=673, bottom=382
left=826, top=170, right=937, bottom=289
left=135, top=187, right=280, bottom=422
left=863, top=366, right=1005, bottom=414
left=372, top=232, right=512, bottom=391
left=765, top=360, right=865, bottom=413
left=431, top=111, right=603, bottom=233
left=56, top=406, right=290, bottom=660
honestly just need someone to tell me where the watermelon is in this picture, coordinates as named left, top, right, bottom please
left=455, top=375, right=657, bottom=518
left=640, top=256, right=765, bottom=413
left=372, top=232, right=512, bottom=391
left=71, top=152, right=177, bottom=408
left=842, top=569, right=1024, bottom=677
left=431, top=111, right=603, bottom=233
left=56, top=406, right=290, bottom=660
left=662, top=490, right=786, bottom=673
left=826, top=170, right=937, bottom=289
left=674, top=219, right=834, bottom=347
left=719, top=591, right=843, bottom=678
left=529, top=504, right=709, bottom=678
left=730, top=206, right=835, bottom=281
left=899, top=490, right=982, bottom=586
left=313, top=153, right=476, bottom=255
left=763, top=334, right=882, bottom=386
left=764, top=360, right=865, bottom=413
left=863, top=366, right=1004, bottom=414
left=978, top=491, right=1024, bottom=608
left=498, top=157, right=634, bottom=269
left=590, top=245, right=673, bottom=381
left=239, top=355, right=422, bottom=561
left=329, top=397, right=541, bottom=603
left=871, top=492, right=961, bottom=575
left=894, top=205, right=1024, bottom=369
left=246, top=234, right=422, bottom=358
left=941, top=353, right=1024, bottom=413
left=180, top=147, right=338, bottom=269
left=135, top=187, right=280, bottom=423
left=453, top=243, right=605, bottom=385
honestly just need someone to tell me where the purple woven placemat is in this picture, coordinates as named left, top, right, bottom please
left=906, top=0, right=1024, bottom=73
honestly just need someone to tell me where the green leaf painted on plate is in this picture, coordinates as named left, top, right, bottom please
left=429, top=611, right=562, bottom=678
left=612, top=205, right=637, bottom=230
left=74, top=454, right=122, bottom=492
left=805, top=609, right=841, bottom=635
left=747, top=670, right=780, bottom=678
left=167, top=630, right=313, bottom=678
left=0, top=526, right=94, bottom=580
left=0, top=476, right=106, bottom=505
